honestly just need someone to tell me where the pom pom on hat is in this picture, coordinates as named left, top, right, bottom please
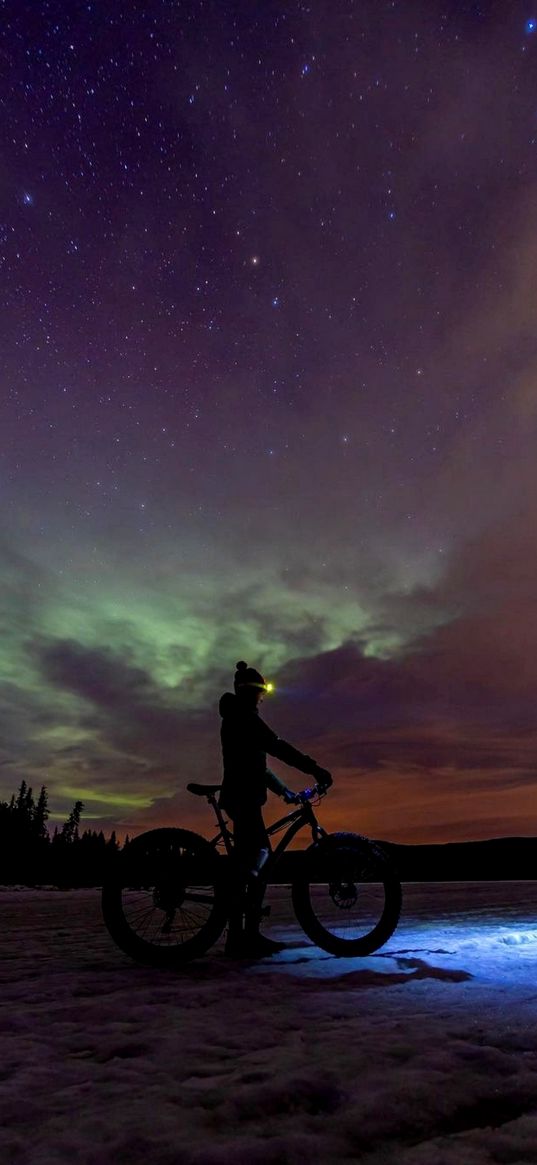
left=234, top=660, right=267, bottom=690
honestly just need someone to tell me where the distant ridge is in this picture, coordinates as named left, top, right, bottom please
left=379, top=836, right=537, bottom=881
left=273, top=837, right=537, bottom=882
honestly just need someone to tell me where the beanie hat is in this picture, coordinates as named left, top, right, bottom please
left=234, top=660, right=267, bottom=690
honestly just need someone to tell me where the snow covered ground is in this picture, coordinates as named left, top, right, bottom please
left=1, top=881, right=537, bottom=1164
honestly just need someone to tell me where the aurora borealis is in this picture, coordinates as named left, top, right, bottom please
left=2, top=1, right=537, bottom=844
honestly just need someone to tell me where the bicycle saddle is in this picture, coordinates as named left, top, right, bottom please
left=186, top=783, right=222, bottom=797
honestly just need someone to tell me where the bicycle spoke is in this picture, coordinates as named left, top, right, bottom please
left=307, top=879, right=387, bottom=941
left=102, top=828, right=229, bottom=965
left=305, top=880, right=382, bottom=936
left=123, top=902, right=156, bottom=923
left=137, top=909, right=160, bottom=940
left=176, top=906, right=205, bottom=931
left=114, top=861, right=220, bottom=945
left=175, top=910, right=204, bottom=937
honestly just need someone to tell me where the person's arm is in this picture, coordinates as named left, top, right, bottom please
left=257, top=718, right=332, bottom=797
left=267, top=756, right=332, bottom=802
left=265, top=768, right=288, bottom=797
left=258, top=718, right=318, bottom=775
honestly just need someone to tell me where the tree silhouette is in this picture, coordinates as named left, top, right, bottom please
left=33, top=787, right=49, bottom=840
left=61, top=800, right=84, bottom=845
left=0, top=783, right=124, bottom=886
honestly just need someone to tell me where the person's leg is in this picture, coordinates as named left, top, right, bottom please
left=226, top=899, right=245, bottom=947
left=241, top=807, right=270, bottom=937
left=225, top=809, right=260, bottom=950
left=229, top=808, right=287, bottom=956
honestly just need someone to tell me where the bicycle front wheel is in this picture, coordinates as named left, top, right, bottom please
left=102, top=828, right=228, bottom=966
left=292, top=832, right=401, bottom=956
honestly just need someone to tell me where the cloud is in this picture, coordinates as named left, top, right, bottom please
left=22, top=635, right=218, bottom=827
left=2, top=484, right=537, bottom=844
left=36, top=636, right=215, bottom=765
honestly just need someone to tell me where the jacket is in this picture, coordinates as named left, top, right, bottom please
left=218, top=691, right=317, bottom=815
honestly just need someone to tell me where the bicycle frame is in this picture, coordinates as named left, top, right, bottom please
left=205, top=791, right=327, bottom=875
left=104, top=785, right=402, bottom=965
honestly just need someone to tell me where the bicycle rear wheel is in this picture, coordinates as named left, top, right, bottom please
left=102, top=828, right=228, bottom=966
left=292, top=831, right=401, bottom=956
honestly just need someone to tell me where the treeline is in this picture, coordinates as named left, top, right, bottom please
left=0, top=781, right=123, bottom=886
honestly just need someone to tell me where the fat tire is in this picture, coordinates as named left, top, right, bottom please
left=292, top=831, right=402, bottom=956
left=102, top=827, right=228, bottom=967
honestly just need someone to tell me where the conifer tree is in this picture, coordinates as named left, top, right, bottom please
left=33, top=786, right=49, bottom=840
left=16, top=780, right=27, bottom=811
left=61, top=800, right=84, bottom=844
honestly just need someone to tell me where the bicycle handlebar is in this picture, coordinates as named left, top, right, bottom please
left=297, top=782, right=328, bottom=803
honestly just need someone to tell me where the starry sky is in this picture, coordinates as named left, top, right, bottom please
left=2, top=0, right=537, bottom=845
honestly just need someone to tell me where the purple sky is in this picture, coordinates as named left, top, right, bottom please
left=1, top=1, right=537, bottom=843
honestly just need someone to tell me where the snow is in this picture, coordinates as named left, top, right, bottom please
left=1, top=882, right=537, bottom=1164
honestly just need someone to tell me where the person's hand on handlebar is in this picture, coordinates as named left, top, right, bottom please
left=282, top=770, right=332, bottom=803
left=311, top=765, right=333, bottom=789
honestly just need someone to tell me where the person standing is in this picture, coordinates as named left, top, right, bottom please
left=219, top=660, right=332, bottom=957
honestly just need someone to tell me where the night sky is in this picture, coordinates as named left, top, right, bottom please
left=2, top=1, right=537, bottom=845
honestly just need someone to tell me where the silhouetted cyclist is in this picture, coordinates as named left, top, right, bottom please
left=219, top=660, right=332, bottom=958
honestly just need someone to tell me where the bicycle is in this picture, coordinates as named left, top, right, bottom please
left=102, top=781, right=402, bottom=966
